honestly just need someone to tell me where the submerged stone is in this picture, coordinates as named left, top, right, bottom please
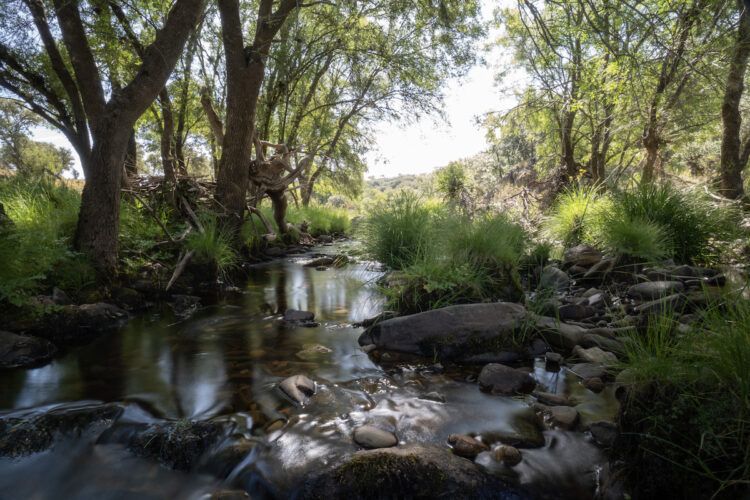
left=0, top=330, right=56, bottom=369
left=353, top=425, right=398, bottom=449
left=279, top=375, right=316, bottom=405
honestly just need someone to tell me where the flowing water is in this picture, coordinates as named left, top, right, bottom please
left=0, top=243, right=618, bottom=499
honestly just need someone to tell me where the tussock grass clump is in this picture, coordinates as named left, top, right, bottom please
left=544, top=185, right=607, bottom=248
left=544, top=182, right=739, bottom=265
left=360, top=191, right=434, bottom=269
left=0, top=176, right=82, bottom=305
left=617, top=299, right=750, bottom=498
left=592, top=214, right=670, bottom=263
left=185, top=213, right=238, bottom=275
left=610, top=183, right=738, bottom=264
left=376, top=209, right=527, bottom=314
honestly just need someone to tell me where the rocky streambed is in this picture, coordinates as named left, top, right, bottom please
left=0, top=242, right=731, bottom=499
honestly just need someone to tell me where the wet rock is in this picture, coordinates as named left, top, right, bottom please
left=478, top=363, right=536, bottom=395
left=573, top=345, right=618, bottom=366
left=283, top=309, right=318, bottom=327
left=111, top=287, right=144, bottom=310
left=582, top=257, right=617, bottom=282
left=353, top=425, right=398, bottom=449
left=279, top=375, right=316, bottom=405
left=316, top=234, right=334, bottom=243
left=361, top=344, right=377, bottom=354
left=534, top=317, right=586, bottom=350
left=634, top=293, right=686, bottom=315
left=628, top=281, right=684, bottom=300
left=589, top=421, right=618, bottom=447
left=0, top=403, right=123, bottom=456
left=583, top=377, right=605, bottom=393
left=51, top=287, right=72, bottom=305
left=492, top=445, right=522, bottom=466
left=0, top=330, right=57, bottom=369
left=358, top=302, right=528, bottom=358
left=30, top=302, right=128, bottom=344
left=448, top=434, right=488, bottom=459
left=459, top=351, right=521, bottom=365
left=548, top=406, right=579, bottom=430
left=481, top=410, right=545, bottom=449
left=305, top=256, right=335, bottom=268
left=580, top=334, right=625, bottom=355
left=209, top=490, right=251, bottom=500
left=544, top=351, right=562, bottom=370
left=199, top=437, right=257, bottom=478
left=295, top=343, right=332, bottom=360
left=533, top=391, right=571, bottom=406
left=420, top=391, right=446, bottom=403
left=569, top=362, right=607, bottom=380
left=170, top=294, right=201, bottom=318
left=299, top=444, right=530, bottom=499
left=563, top=244, right=603, bottom=268
left=558, top=303, right=595, bottom=321
left=539, top=266, right=569, bottom=291
left=112, top=420, right=226, bottom=471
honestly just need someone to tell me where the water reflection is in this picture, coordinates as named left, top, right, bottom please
left=0, top=246, right=613, bottom=499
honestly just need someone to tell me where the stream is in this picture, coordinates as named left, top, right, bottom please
left=0, top=243, right=619, bottom=499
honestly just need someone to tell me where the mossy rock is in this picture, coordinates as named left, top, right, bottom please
left=298, top=444, right=531, bottom=499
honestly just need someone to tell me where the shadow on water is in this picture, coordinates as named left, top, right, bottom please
left=0, top=244, right=616, bottom=499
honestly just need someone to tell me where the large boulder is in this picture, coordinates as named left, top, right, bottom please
left=563, top=245, right=603, bottom=268
left=0, top=330, right=56, bottom=369
left=298, top=444, right=531, bottom=499
left=358, top=303, right=527, bottom=359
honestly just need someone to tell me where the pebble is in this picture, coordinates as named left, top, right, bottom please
left=353, top=425, right=398, bottom=449
left=492, top=445, right=522, bottom=466
left=583, top=377, right=605, bottom=393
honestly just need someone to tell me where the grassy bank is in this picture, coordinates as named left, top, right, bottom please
left=360, top=192, right=528, bottom=313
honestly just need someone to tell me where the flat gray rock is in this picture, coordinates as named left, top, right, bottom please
left=628, top=281, right=684, bottom=300
left=358, top=302, right=527, bottom=358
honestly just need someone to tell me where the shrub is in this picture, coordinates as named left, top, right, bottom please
left=544, top=185, right=607, bottom=248
left=360, top=191, right=434, bottom=269
left=0, top=177, right=81, bottom=305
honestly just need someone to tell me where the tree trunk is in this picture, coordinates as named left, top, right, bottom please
left=75, top=124, right=132, bottom=272
left=214, top=0, right=299, bottom=234
left=641, top=128, right=660, bottom=184
left=123, top=128, right=137, bottom=181
left=159, top=90, right=178, bottom=183
left=720, top=0, right=750, bottom=199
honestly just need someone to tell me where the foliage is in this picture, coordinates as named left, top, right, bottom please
left=609, top=184, right=739, bottom=264
left=544, top=185, right=607, bottom=248
left=593, top=215, right=670, bottom=263
left=0, top=176, right=81, bottom=305
left=435, top=161, right=467, bottom=203
left=185, top=213, right=238, bottom=275
left=360, top=191, right=435, bottom=269
left=618, top=299, right=750, bottom=498
left=378, top=208, right=527, bottom=314
left=285, top=205, right=351, bottom=236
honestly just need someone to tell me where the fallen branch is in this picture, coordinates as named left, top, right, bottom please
left=166, top=249, right=195, bottom=291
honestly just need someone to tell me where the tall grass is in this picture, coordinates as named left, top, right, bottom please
left=0, top=176, right=82, bottom=305
left=610, top=183, right=738, bottom=264
left=618, top=299, right=750, bottom=498
left=359, top=191, right=435, bottom=269
left=185, top=213, right=238, bottom=275
left=285, top=204, right=350, bottom=236
left=365, top=200, right=527, bottom=313
left=544, top=185, right=608, bottom=248
left=544, top=183, right=738, bottom=265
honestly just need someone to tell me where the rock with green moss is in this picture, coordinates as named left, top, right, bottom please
left=0, top=403, right=123, bottom=457
left=298, top=444, right=532, bottom=499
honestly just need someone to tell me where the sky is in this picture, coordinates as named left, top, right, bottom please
left=31, top=0, right=518, bottom=180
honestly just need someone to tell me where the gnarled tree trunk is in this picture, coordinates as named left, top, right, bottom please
left=720, top=0, right=750, bottom=199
